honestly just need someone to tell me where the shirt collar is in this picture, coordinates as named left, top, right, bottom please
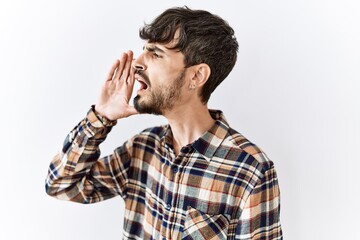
left=192, top=109, right=230, bottom=161
left=161, top=109, right=230, bottom=161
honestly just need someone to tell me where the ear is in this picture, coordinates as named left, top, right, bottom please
left=189, top=63, right=211, bottom=88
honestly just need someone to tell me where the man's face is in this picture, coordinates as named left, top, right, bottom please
left=132, top=41, right=188, bottom=115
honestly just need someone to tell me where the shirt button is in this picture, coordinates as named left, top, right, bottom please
left=166, top=204, right=171, bottom=210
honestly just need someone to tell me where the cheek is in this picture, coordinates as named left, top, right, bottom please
left=148, top=63, right=184, bottom=86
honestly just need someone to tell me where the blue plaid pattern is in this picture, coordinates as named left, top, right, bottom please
left=46, top=107, right=282, bottom=239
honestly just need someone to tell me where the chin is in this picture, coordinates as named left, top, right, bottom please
left=133, top=95, right=162, bottom=115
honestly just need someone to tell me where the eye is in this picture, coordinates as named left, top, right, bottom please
left=152, top=52, right=161, bottom=59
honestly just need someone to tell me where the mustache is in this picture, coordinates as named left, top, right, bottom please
left=134, top=69, right=151, bottom=86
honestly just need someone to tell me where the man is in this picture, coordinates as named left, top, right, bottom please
left=46, top=6, right=282, bottom=240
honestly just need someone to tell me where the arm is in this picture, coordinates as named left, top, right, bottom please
left=45, top=108, right=132, bottom=203
left=45, top=50, right=138, bottom=203
left=236, top=162, right=283, bottom=239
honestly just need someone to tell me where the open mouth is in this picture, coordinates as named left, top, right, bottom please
left=136, top=78, right=149, bottom=92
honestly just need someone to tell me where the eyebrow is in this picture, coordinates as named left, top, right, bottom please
left=143, top=45, right=166, bottom=54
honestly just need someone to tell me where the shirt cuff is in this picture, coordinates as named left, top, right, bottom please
left=88, top=105, right=117, bottom=128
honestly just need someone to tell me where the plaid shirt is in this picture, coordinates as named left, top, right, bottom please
left=46, top=107, right=282, bottom=240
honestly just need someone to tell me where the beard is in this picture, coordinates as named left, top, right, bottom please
left=133, top=69, right=186, bottom=115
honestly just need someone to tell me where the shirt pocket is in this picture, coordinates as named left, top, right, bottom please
left=182, top=206, right=230, bottom=240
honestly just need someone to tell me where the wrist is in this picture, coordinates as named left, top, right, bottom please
left=92, top=105, right=117, bottom=126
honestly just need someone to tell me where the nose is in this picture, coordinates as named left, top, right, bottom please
left=132, top=55, right=146, bottom=71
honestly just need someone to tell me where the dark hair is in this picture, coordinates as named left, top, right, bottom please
left=139, top=6, right=239, bottom=103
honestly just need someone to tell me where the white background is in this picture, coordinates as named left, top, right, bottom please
left=0, top=0, right=359, bottom=239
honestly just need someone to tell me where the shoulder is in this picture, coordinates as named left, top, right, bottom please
left=221, top=127, right=274, bottom=172
left=208, top=109, right=274, bottom=172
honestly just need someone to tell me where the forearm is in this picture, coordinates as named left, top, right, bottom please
left=45, top=107, right=117, bottom=203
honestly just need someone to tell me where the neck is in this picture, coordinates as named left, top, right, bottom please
left=163, top=102, right=215, bottom=156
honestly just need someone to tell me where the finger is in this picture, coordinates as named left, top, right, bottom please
left=114, top=53, right=127, bottom=81
left=125, top=68, right=135, bottom=100
left=126, top=63, right=135, bottom=86
left=106, top=59, right=120, bottom=81
left=122, top=50, right=133, bottom=82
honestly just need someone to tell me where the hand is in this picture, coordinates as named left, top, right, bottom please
left=95, top=50, right=138, bottom=120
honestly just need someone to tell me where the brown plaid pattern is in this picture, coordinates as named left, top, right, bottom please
left=46, top=107, right=282, bottom=239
